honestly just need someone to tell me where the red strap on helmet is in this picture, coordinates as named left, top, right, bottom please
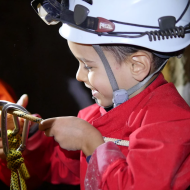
left=96, top=17, right=115, bottom=32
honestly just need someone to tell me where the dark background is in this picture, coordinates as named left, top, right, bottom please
left=0, top=0, right=93, bottom=189
left=0, top=0, right=93, bottom=118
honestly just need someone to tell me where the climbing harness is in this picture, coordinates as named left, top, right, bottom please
left=0, top=101, right=42, bottom=190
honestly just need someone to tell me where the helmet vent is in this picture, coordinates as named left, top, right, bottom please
left=158, top=16, right=176, bottom=31
left=82, top=0, right=93, bottom=5
left=74, top=5, right=90, bottom=25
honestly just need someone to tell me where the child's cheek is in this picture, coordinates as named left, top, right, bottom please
left=88, top=72, right=98, bottom=86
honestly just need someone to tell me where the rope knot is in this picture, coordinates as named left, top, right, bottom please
left=7, top=150, right=24, bottom=171
left=6, top=130, right=30, bottom=190
left=7, top=130, right=22, bottom=149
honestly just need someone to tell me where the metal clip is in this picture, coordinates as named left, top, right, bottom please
left=0, top=102, right=30, bottom=156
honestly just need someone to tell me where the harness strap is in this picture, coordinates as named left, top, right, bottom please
left=93, top=45, right=119, bottom=92
left=92, top=45, right=168, bottom=107
left=127, top=59, right=168, bottom=96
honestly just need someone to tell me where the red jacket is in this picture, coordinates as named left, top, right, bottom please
left=1, top=73, right=190, bottom=189
left=0, top=80, right=15, bottom=103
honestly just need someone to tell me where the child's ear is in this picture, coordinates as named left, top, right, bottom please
left=129, top=51, right=152, bottom=82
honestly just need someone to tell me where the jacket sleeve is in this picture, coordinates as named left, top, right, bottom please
left=85, top=120, right=190, bottom=190
left=24, top=129, right=80, bottom=186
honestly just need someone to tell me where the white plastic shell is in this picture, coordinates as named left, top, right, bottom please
left=59, top=0, right=190, bottom=52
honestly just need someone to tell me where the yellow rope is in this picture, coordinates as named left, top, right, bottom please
left=0, top=106, right=43, bottom=123
left=6, top=130, right=30, bottom=190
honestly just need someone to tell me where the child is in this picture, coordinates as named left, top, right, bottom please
left=1, top=0, right=190, bottom=189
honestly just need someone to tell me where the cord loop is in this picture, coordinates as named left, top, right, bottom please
left=146, top=26, right=186, bottom=41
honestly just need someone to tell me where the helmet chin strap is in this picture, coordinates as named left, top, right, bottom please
left=92, top=45, right=168, bottom=108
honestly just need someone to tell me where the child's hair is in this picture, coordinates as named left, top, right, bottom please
left=100, top=44, right=167, bottom=71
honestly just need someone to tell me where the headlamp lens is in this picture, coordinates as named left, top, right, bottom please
left=31, top=0, right=43, bottom=14
left=31, top=0, right=60, bottom=25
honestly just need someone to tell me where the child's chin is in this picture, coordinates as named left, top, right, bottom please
left=98, top=100, right=113, bottom=108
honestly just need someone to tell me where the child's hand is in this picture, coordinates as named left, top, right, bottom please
left=16, top=94, right=28, bottom=109
left=0, top=94, right=28, bottom=160
left=39, top=117, right=104, bottom=156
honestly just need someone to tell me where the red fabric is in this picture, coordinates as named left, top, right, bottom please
left=83, top=73, right=190, bottom=190
left=23, top=132, right=80, bottom=188
left=0, top=80, right=15, bottom=103
left=1, top=73, right=190, bottom=190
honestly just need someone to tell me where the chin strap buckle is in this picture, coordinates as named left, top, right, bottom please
left=113, top=89, right=129, bottom=108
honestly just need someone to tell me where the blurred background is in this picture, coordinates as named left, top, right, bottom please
left=162, top=46, right=190, bottom=106
left=0, top=0, right=93, bottom=189
left=0, top=0, right=94, bottom=119
left=0, top=0, right=190, bottom=189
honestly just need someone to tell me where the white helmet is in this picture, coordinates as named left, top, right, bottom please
left=32, top=0, right=190, bottom=53
left=31, top=0, right=190, bottom=107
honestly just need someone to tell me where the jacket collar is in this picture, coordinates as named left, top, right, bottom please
left=92, top=73, right=167, bottom=136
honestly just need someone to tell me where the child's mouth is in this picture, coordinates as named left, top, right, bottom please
left=92, top=90, right=98, bottom=96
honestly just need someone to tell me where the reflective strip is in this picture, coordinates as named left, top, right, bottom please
left=103, top=137, right=129, bottom=147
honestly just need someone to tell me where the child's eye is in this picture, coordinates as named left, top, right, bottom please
left=84, top=64, right=92, bottom=70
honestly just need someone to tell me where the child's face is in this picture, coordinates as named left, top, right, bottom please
left=68, top=41, right=134, bottom=107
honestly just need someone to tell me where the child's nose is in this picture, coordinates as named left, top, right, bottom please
left=76, top=65, right=88, bottom=82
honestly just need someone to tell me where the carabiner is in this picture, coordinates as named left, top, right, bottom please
left=1, top=103, right=30, bottom=156
left=0, top=101, right=20, bottom=136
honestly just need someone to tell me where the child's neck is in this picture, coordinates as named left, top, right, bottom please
left=129, top=73, right=159, bottom=99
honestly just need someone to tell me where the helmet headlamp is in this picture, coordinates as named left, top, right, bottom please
left=31, top=0, right=115, bottom=32
left=31, top=0, right=190, bottom=108
left=31, top=0, right=190, bottom=42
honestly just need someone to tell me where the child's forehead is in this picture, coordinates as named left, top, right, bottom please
left=68, top=41, right=101, bottom=60
left=68, top=41, right=125, bottom=65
